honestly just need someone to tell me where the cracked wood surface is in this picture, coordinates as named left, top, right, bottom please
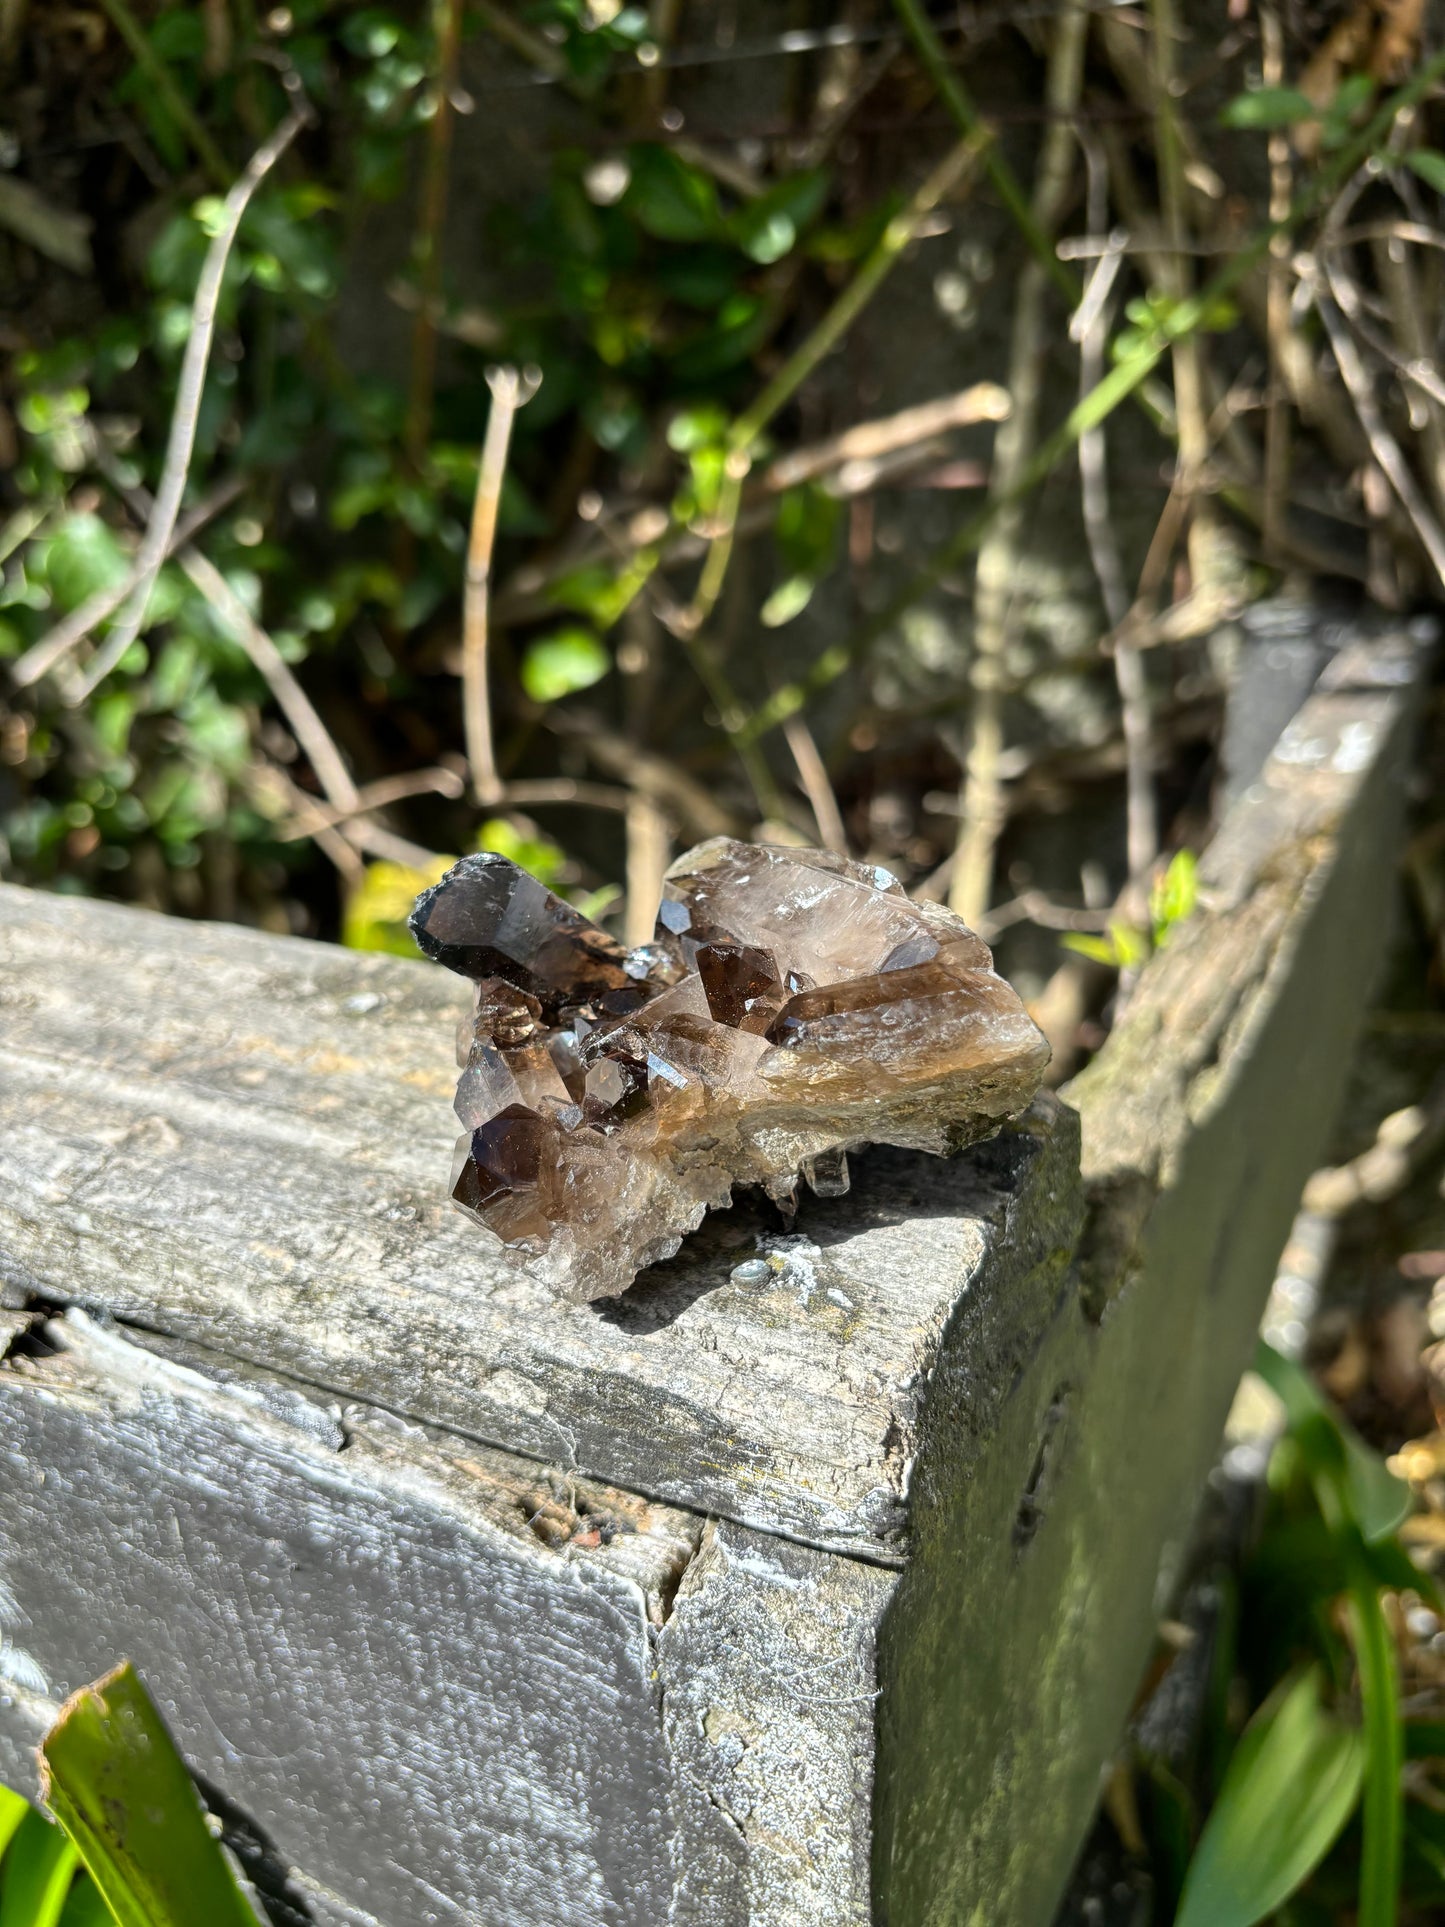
left=0, top=879, right=1069, bottom=1560
left=0, top=1310, right=883, bottom=1925
left=0, top=610, right=1430, bottom=1925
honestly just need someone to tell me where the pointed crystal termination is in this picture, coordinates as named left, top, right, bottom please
left=409, top=838, right=1050, bottom=1302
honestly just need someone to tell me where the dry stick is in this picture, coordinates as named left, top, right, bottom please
left=1314, top=280, right=1445, bottom=589
left=1372, top=238, right=1445, bottom=521
left=463, top=365, right=542, bottom=807
left=947, top=0, right=1088, bottom=926
left=73, top=105, right=309, bottom=701
left=1075, top=140, right=1156, bottom=887
left=736, top=44, right=1445, bottom=750
left=179, top=547, right=362, bottom=811
left=11, top=479, right=244, bottom=688
left=494, top=382, right=1008, bottom=625
left=1261, top=4, right=1294, bottom=562
left=781, top=711, right=849, bottom=854
left=279, top=767, right=466, bottom=839
left=403, top=0, right=464, bottom=473
left=892, top=0, right=1076, bottom=306
left=1148, top=0, right=1220, bottom=592
left=624, top=793, right=671, bottom=948
left=761, top=383, right=1010, bottom=491
left=85, top=448, right=362, bottom=817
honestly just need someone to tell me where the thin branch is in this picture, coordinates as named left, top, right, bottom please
left=279, top=770, right=464, bottom=839
left=1314, top=278, right=1445, bottom=588
left=782, top=711, right=848, bottom=853
left=948, top=0, right=1087, bottom=925
left=1261, top=4, right=1294, bottom=562
left=760, top=383, right=1010, bottom=491
left=463, top=365, right=541, bottom=807
left=624, top=794, right=671, bottom=948
left=73, top=103, right=309, bottom=699
left=1075, top=140, right=1156, bottom=885
left=891, top=0, right=1076, bottom=305
left=9, top=477, right=244, bottom=688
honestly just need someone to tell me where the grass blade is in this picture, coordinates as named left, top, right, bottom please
left=1174, top=1665, right=1364, bottom=1927
left=0, top=1808, right=78, bottom=1927
left=39, top=1663, right=259, bottom=1927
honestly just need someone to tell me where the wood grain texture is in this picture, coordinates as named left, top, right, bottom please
left=0, top=889, right=1064, bottom=1560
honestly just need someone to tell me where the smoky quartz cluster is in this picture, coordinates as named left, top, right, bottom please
left=409, top=838, right=1049, bottom=1301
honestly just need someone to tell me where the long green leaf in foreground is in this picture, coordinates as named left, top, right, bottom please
left=0, top=1807, right=78, bottom=1927
left=1174, top=1665, right=1364, bottom=1927
left=39, top=1662, right=258, bottom=1927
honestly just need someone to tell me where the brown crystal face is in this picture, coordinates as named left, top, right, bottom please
left=411, top=837, right=1049, bottom=1301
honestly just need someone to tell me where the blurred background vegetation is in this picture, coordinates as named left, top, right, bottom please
left=4, top=1, right=1445, bottom=1923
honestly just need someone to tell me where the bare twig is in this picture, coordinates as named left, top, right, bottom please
left=1261, top=5, right=1294, bottom=561
left=892, top=0, right=1076, bottom=304
left=760, top=383, right=1011, bottom=492
left=948, top=0, right=1087, bottom=926
left=624, top=793, right=671, bottom=947
left=782, top=711, right=849, bottom=853
left=279, top=770, right=464, bottom=839
left=179, top=545, right=362, bottom=808
left=463, top=365, right=542, bottom=806
left=1314, top=277, right=1445, bottom=588
left=1074, top=142, right=1156, bottom=886
left=10, top=477, right=245, bottom=688
left=72, top=104, right=309, bottom=700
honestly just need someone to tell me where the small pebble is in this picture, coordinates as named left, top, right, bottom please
left=730, top=1259, right=772, bottom=1290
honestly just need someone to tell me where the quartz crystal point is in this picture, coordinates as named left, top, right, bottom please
left=410, top=841, right=1050, bottom=1302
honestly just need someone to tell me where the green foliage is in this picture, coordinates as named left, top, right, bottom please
left=40, top=1663, right=259, bottom=1927
left=1060, top=849, right=1198, bottom=971
left=1221, top=75, right=1377, bottom=151
left=519, top=627, right=611, bottom=703
left=342, top=854, right=454, bottom=956
left=1175, top=1667, right=1365, bottom=1927
left=1153, top=1345, right=1442, bottom=1927
left=1405, top=150, right=1445, bottom=194
left=0, top=1808, right=78, bottom=1927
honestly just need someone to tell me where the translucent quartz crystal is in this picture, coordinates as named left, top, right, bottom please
left=411, top=839, right=1050, bottom=1301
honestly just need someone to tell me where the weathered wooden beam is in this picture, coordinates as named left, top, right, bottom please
left=0, top=612, right=1430, bottom=1924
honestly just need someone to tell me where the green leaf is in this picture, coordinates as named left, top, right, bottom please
left=344, top=858, right=454, bottom=957
left=0, top=1808, right=79, bottom=1927
left=729, top=170, right=830, bottom=265
left=45, top=515, right=131, bottom=611
left=477, top=819, right=568, bottom=888
left=1151, top=848, right=1198, bottom=945
left=1406, top=150, right=1445, bottom=195
left=520, top=627, right=610, bottom=703
left=1253, top=1342, right=1412, bottom=1542
left=38, top=1662, right=260, bottom=1927
left=1220, top=87, right=1317, bottom=130
left=760, top=575, right=817, bottom=628
left=621, top=145, right=722, bottom=243
left=1061, top=931, right=1125, bottom=968
left=0, top=1788, right=27, bottom=1862
left=57, top=1876, right=117, bottom=1927
left=1175, top=1667, right=1364, bottom=1927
